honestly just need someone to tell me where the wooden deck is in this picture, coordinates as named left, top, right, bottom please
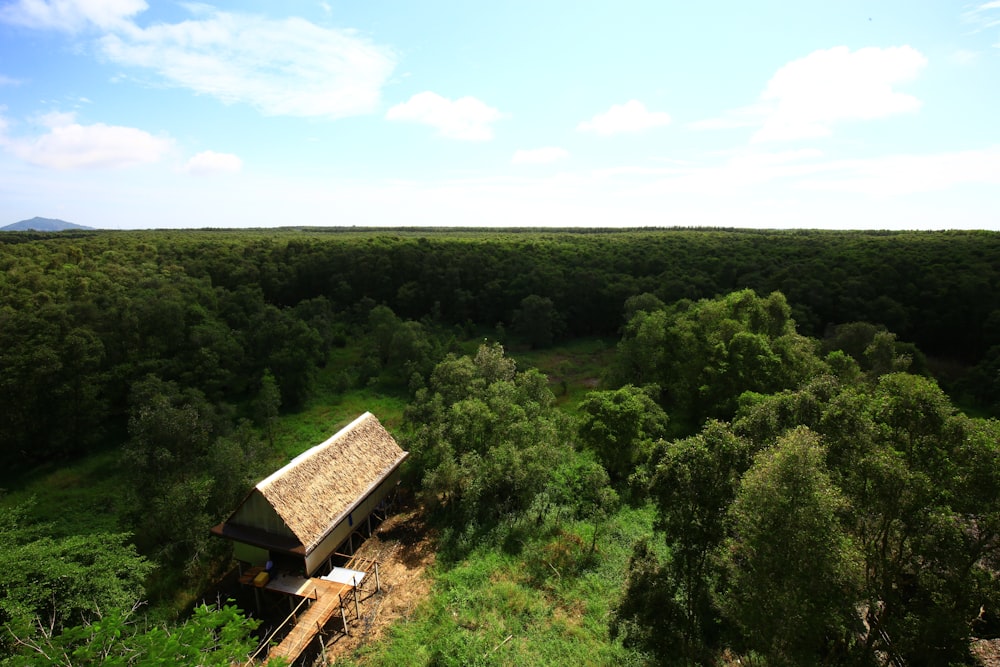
left=263, top=578, right=352, bottom=665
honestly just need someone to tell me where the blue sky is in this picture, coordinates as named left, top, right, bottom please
left=0, top=0, right=998, bottom=229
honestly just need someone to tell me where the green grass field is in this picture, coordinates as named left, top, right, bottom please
left=507, top=337, right=616, bottom=416
left=348, top=506, right=655, bottom=666
left=0, top=448, right=125, bottom=537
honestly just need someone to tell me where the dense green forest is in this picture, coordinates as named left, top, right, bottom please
left=1, top=228, right=999, bottom=665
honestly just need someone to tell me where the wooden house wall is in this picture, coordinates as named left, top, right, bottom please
left=231, top=490, right=297, bottom=539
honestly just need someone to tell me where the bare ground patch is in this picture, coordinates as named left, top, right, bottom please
left=317, top=496, right=437, bottom=664
left=973, top=638, right=1000, bottom=667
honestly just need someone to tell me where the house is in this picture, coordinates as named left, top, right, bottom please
left=211, top=412, right=408, bottom=576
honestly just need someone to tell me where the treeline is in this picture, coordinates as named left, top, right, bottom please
left=2, top=228, right=999, bottom=470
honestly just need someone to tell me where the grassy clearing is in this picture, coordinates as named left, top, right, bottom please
left=272, top=386, right=408, bottom=462
left=349, top=506, right=655, bottom=666
left=510, top=337, right=617, bottom=415
left=0, top=448, right=127, bottom=537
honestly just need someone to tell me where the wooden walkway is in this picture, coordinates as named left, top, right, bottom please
left=243, top=560, right=380, bottom=666
left=263, top=578, right=352, bottom=665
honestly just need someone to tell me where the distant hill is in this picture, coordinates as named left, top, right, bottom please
left=1, top=217, right=95, bottom=232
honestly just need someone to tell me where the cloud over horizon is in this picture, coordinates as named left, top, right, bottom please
left=753, top=46, right=926, bottom=142
left=386, top=92, right=507, bottom=140
left=100, top=11, right=396, bottom=119
left=0, top=111, right=172, bottom=169
left=577, top=100, right=671, bottom=136
left=184, top=150, right=242, bottom=175
left=511, top=147, right=569, bottom=164
left=695, top=46, right=927, bottom=143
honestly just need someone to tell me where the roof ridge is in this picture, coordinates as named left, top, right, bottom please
left=257, top=411, right=374, bottom=491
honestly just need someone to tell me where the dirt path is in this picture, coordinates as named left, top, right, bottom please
left=973, top=638, right=1000, bottom=667
left=319, top=497, right=437, bottom=664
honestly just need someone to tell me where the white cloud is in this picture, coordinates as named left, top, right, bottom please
left=577, top=100, right=671, bottom=136
left=2, top=3, right=397, bottom=120
left=752, top=46, right=927, bottom=142
left=798, top=147, right=1000, bottom=196
left=184, top=150, right=242, bottom=174
left=511, top=147, right=569, bottom=164
left=688, top=105, right=766, bottom=131
left=695, top=46, right=927, bottom=143
left=100, top=11, right=396, bottom=119
left=0, top=0, right=146, bottom=32
left=385, top=91, right=507, bottom=141
left=0, top=111, right=172, bottom=169
left=618, top=145, right=1000, bottom=203
left=949, top=49, right=979, bottom=65
left=576, top=100, right=671, bottom=135
left=963, top=1, right=1000, bottom=27
left=962, top=1, right=1000, bottom=48
left=0, top=74, right=22, bottom=86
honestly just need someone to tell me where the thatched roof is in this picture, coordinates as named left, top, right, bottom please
left=243, top=412, right=407, bottom=552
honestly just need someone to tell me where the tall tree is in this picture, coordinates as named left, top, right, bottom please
left=120, top=376, right=251, bottom=573
left=649, top=421, right=752, bottom=658
left=406, top=343, right=571, bottom=524
left=722, top=427, right=863, bottom=665
left=577, top=385, right=668, bottom=485
left=732, top=373, right=1000, bottom=665
left=253, top=369, right=281, bottom=448
left=2, top=602, right=261, bottom=667
left=612, top=290, right=822, bottom=431
left=511, top=294, right=564, bottom=349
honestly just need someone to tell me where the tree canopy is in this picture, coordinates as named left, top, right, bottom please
left=3, top=228, right=1000, bottom=664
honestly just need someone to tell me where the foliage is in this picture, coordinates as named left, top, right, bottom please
left=120, top=376, right=263, bottom=578
left=647, top=420, right=752, bottom=658
left=610, top=539, right=688, bottom=664
left=511, top=294, right=565, bottom=348
left=731, top=373, right=1000, bottom=665
left=4, top=228, right=1000, bottom=663
left=612, top=289, right=824, bottom=431
left=0, top=504, right=153, bottom=655
left=2, top=602, right=261, bottom=667
left=3, top=228, right=1000, bottom=471
left=959, top=344, right=1000, bottom=416
left=615, top=315, right=999, bottom=665
left=721, top=428, right=863, bottom=665
left=577, top=384, right=668, bottom=485
left=407, top=343, right=574, bottom=525
left=821, top=321, right=926, bottom=378
left=253, top=368, right=282, bottom=447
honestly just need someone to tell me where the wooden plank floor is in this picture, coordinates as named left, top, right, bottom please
left=264, top=579, right=352, bottom=665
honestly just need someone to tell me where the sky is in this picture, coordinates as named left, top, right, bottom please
left=0, top=1, right=998, bottom=230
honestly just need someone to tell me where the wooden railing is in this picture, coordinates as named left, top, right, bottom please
left=244, top=587, right=316, bottom=665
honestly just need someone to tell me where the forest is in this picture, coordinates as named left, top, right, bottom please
left=1, top=227, right=999, bottom=666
